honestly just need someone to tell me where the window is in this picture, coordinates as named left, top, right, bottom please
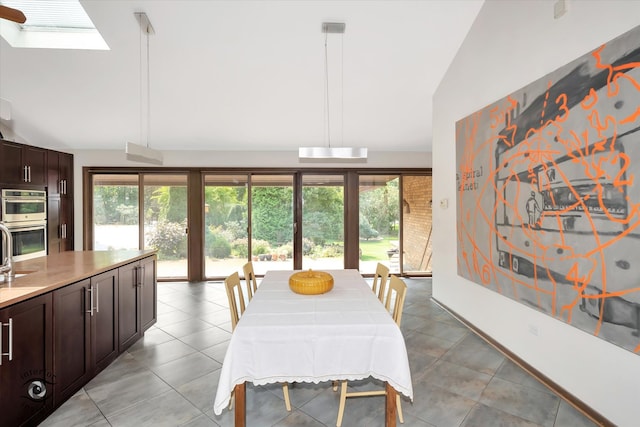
left=0, top=0, right=108, bottom=49
left=85, top=168, right=431, bottom=281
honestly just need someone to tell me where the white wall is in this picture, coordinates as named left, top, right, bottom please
left=72, top=148, right=431, bottom=250
left=432, top=1, right=640, bottom=425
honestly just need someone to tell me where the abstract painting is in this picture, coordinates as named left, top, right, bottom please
left=456, top=24, right=640, bottom=354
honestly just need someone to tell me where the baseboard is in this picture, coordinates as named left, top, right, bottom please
left=431, top=297, right=614, bottom=427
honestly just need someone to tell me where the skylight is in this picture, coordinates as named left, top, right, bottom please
left=0, top=0, right=108, bottom=49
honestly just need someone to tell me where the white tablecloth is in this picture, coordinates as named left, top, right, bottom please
left=213, top=269, right=413, bottom=415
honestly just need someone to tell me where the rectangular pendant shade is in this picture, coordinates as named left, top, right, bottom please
left=126, top=142, right=163, bottom=165
left=299, top=147, right=367, bottom=162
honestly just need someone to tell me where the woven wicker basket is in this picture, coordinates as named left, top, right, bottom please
left=289, top=270, right=334, bottom=295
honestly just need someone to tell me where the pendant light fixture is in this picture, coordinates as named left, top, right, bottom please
left=126, top=11, right=163, bottom=165
left=299, top=22, right=367, bottom=162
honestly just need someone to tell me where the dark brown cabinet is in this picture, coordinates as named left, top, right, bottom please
left=91, top=270, right=119, bottom=372
left=53, top=270, right=118, bottom=405
left=140, top=256, right=157, bottom=331
left=53, top=279, right=91, bottom=405
left=47, top=196, right=73, bottom=254
left=0, top=293, right=53, bottom=427
left=47, top=150, right=74, bottom=255
left=0, top=140, right=74, bottom=254
left=47, top=150, right=73, bottom=197
left=1, top=253, right=155, bottom=425
left=0, top=140, right=73, bottom=254
left=0, top=140, right=47, bottom=186
left=119, top=256, right=157, bottom=351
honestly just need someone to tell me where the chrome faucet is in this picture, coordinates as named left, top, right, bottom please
left=0, top=222, right=15, bottom=282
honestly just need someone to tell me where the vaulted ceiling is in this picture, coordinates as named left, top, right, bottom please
left=0, top=1, right=483, bottom=154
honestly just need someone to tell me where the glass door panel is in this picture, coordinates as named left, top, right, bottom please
left=402, top=175, right=432, bottom=274
left=92, top=174, right=140, bottom=251
left=204, top=174, right=249, bottom=279
left=302, top=174, right=344, bottom=270
left=143, top=174, right=189, bottom=279
left=250, top=175, right=294, bottom=275
left=359, top=175, right=400, bottom=275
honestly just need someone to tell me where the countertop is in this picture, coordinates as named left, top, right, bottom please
left=0, top=250, right=156, bottom=309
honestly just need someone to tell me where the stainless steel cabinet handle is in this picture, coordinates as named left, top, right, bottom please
left=23, top=166, right=28, bottom=182
left=0, top=318, right=13, bottom=365
left=62, top=179, right=67, bottom=195
left=86, top=286, right=94, bottom=316
left=62, top=224, right=67, bottom=239
left=95, top=283, right=99, bottom=313
left=136, top=266, right=142, bottom=287
left=28, top=166, right=31, bottom=182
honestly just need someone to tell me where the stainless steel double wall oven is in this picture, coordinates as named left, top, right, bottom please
left=0, top=189, right=47, bottom=261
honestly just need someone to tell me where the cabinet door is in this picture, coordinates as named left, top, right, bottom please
left=59, top=152, right=73, bottom=196
left=0, top=140, right=25, bottom=184
left=91, top=270, right=119, bottom=372
left=140, top=256, right=157, bottom=331
left=47, top=151, right=62, bottom=197
left=0, top=294, right=53, bottom=427
left=53, top=279, right=91, bottom=406
left=47, top=197, right=62, bottom=254
left=60, top=196, right=73, bottom=251
left=47, top=197, right=73, bottom=254
left=47, top=151, right=73, bottom=197
left=24, top=145, right=47, bottom=185
left=118, top=262, right=141, bottom=351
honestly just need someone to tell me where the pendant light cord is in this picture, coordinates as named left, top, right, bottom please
left=138, top=14, right=152, bottom=149
left=323, top=27, right=345, bottom=149
left=340, top=31, right=344, bottom=147
left=146, top=26, right=151, bottom=149
left=324, top=30, right=331, bottom=148
left=138, top=17, right=143, bottom=147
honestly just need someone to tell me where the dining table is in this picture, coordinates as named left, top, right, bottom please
left=213, top=269, right=413, bottom=426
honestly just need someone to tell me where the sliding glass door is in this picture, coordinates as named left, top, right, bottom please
left=301, top=174, right=345, bottom=270
left=203, top=174, right=249, bottom=278
left=92, top=174, right=140, bottom=251
left=250, top=175, right=294, bottom=275
left=87, top=168, right=430, bottom=281
left=358, top=175, right=400, bottom=275
left=91, top=173, right=189, bottom=280
left=143, top=174, right=189, bottom=279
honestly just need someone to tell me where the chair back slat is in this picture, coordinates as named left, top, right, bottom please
left=384, top=275, right=407, bottom=327
left=242, top=261, right=258, bottom=301
left=372, top=262, right=390, bottom=302
left=225, top=271, right=246, bottom=330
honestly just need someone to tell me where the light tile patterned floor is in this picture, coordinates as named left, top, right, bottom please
left=40, top=278, right=597, bottom=427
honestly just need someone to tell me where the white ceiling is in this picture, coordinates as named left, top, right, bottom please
left=0, top=0, right=483, bottom=154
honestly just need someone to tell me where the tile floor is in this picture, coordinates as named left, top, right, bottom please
left=40, top=278, right=598, bottom=427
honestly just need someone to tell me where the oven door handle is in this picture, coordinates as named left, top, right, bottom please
left=5, top=224, right=46, bottom=232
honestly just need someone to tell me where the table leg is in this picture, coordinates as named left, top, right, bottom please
left=234, top=383, right=246, bottom=427
left=385, top=382, right=397, bottom=427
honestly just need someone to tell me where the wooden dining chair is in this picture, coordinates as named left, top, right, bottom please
left=371, top=262, right=390, bottom=302
left=225, top=272, right=246, bottom=330
left=335, top=274, right=407, bottom=427
left=242, top=261, right=258, bottom=301
left=224, top=271, right=292, bottom=412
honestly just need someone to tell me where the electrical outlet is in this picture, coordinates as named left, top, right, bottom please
left=440, top=199, right=448, bottom=209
